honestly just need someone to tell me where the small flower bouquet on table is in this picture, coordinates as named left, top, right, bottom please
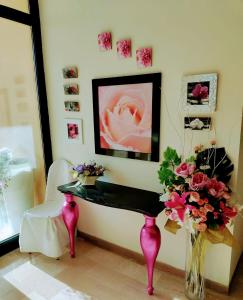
left=158, top=144, right=240, bottom=300
left=71, top=161, right=105, bottom=186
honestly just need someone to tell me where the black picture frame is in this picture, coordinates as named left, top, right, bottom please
left=92, top=73, right=161, bottom=162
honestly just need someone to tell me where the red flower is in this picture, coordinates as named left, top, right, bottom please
left=220, top=202, right=238, bottom=220
left=192, top=84, right=208, bottom=99
left=207, top=178, right=226, bottom=198
left=189, top=172, right=208, bottom=190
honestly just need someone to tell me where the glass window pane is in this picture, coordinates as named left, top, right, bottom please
left=0, top=18, right=45, bottom=242
left=0, top=0, right=29, bottom=13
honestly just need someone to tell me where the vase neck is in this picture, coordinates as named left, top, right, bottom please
left=144, top=215, right=156, bottom=227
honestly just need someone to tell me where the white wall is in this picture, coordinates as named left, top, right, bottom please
left=39, top=0, right=243, bottom=286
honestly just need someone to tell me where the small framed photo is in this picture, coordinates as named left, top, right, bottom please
left=184, top=117, right=211, bottom=130
left=65, top=118, right=83, bottom=143
left=62, top=66, right=78, bottom=79
left=182, top=73, right=217, bottom=112
left=64, top=101, right=80, bottom=112
left=64, top=84, right=79, bottom=95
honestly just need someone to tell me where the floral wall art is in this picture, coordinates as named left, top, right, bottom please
left=136, top=48, right=152, bottom=68
left=63, top=83, right=79, bottom=95
left=182, top=73, right=218, bottom=112
left=98, top=32, right=112, bottom=51
left=62, top=66, right=78, bottom=79
left=117, top=39, right=131, bottom=58
left=92, top=73, right=161, bottom=161
left=64, top=101, right=80, bottom=112
left=65, top=118, right=83, bottom=143
left=184, top=117, right=211, bottom=130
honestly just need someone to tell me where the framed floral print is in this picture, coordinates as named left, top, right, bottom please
left=182, top=73, right=218, bottom=112
left=92, top=73, right=161, bottom=162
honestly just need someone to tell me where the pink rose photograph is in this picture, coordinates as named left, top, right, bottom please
left=92, top=73, right=161, bottom=162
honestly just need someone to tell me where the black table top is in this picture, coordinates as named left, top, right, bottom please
left=58, top=180, right=164, bottom=217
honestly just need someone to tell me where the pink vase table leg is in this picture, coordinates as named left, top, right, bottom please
left=62, top=193, right=79, bottom=258
left=140, top=215, right=161, bottom=295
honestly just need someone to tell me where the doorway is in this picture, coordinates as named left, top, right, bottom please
left=0, top=1, right=52, bottom=255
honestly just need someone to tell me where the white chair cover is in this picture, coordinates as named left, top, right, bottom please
left=19, top=159, right=70, bottom=258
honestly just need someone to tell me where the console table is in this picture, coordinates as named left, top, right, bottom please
left=58, top=180, right=164, bottom=295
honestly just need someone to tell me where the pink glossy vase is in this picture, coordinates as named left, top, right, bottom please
left=140, top=216, right=161, bottom=295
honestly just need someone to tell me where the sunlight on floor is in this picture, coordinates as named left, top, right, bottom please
left=3, top=261, right=91, bottom=300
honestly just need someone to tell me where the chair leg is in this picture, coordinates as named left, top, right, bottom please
left=62, top=194, right=79, bottom=258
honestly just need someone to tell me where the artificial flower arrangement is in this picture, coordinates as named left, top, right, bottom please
left=158, top=144, right=239, bottom=235
left=158, top=143, right=240, bottom=300
left=71, top=161, right=105, bottom=186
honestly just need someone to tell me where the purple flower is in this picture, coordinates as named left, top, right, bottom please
left=74, top=165, right=84, bottom=173
left=73, top=162, right=105, bottom=177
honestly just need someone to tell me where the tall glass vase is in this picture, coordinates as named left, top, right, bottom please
left=185, top=229, right=206, bottom=300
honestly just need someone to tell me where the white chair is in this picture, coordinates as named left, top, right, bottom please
left=19, top=159, right=70, bottom=258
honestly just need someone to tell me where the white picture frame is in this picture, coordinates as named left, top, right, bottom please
left=181, top=73, right=218, bottom=112
left=64, top=118, right=83, bottom=143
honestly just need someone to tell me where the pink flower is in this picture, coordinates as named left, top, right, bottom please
left=196, top=223, right=207, bottom=232
left=206, top=178, right=226, bottom=198
left=192, top=84, right=208, bottom=99
left=98, top=32, right=112, bottom=51
left=117, top=39, right=131, bottom=58
left=175, top=162, right=195, bottom=178
left=165, top=192, right=189, bottom=222
left=189, top=172, right=208, bottom=190
left=98, top=83, right=153, bottom=153
left=136, top=48, right=152, bottom=68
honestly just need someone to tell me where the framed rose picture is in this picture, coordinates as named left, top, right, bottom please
left=62, top=66, right=78, bottom=79
left=182, top=73, right=218, bottom=112
left=65, top=118, right=83, bottom=143
left=92, top=73, right=161, bottom=161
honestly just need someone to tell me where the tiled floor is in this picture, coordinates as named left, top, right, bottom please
left=0, top=238, right=243, bottom=299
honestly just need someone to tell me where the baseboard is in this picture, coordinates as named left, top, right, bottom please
left=77, top=231, right=229, bottom=294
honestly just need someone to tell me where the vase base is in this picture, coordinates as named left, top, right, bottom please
left=185, top=289, right=205, bottom=300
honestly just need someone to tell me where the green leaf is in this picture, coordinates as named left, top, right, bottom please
left=158, top=166, right=175, bottom=185
left=163, top=147, right=181, bottom=165
left=160, top=160, right=169, bottom=168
